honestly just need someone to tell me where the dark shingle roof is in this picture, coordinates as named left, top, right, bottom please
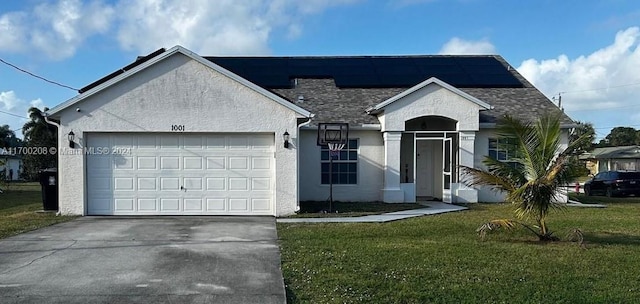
left=209, top=54, right=574, bottom=127
left=581, top=146, right=640, bottom=160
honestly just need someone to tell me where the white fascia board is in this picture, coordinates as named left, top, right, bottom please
left=480, top=122, right=579, bottom=129
left=300, top=123, right=381, bottom=130
left=47, top=45, right=313, bottom=119
left=366, top=77, right=493, bottom=114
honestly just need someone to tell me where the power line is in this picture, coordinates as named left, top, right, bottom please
left=0, top=109, right=29, bottom=119
left=0, top=57, right=79, bottom=91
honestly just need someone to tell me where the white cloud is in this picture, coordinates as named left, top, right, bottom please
left=0, top=0, right=114, bottom=60
left=0, top=12, right=28, bottom=53
left=438, top=37, right=497, bottom=55
left=0, top=0, right=357, bottom=59
left=0, top=91, right=44, bottom=137
left=517, top=27, right=640, bottom=109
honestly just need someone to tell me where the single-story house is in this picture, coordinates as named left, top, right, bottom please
left=0, top=152, right=22, bottom=181
left=580, top=146, right=640, bottom=175
left=46, top=46, right=574, bottom=216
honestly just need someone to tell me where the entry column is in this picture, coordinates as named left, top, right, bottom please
left=455, top=131, right=478, bottom=203
left=382, top=132, right=405, bottom=202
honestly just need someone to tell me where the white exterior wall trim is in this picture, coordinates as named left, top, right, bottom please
left=47, top=45, right=313, bottom=119
left=366, top=77, right=493, bottom=114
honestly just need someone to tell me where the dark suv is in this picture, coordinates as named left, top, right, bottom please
left=584, top=171, right=640, bottom=197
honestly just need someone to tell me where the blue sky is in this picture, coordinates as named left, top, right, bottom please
left=1, top=0, right=640, bottom=140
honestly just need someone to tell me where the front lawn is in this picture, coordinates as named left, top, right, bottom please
left=0, top=182, right=75, bottom=239
left=278, top=202, right=640, bottom=303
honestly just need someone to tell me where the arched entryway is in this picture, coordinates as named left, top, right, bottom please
left=400, top=116, right=458, bottom=202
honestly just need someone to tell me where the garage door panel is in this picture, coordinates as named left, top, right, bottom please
left=87, top=133, right=275, bottom=215
left=114, top=178, right=134, bottom=190
left=206, top=178, right=226, bottom=191
left=138, top=198, right=158, bottom=211
left=114, top=156, right=134, bottom=169
left=137, top=177, right=157, bottom=191
left=160, top=135, right=180, bottom=149
left=160, top=157, right=180, bottom=170
left=137, top=157, right=157, bottom=169
left=137, top=135, right=157, bottom=149
left=184, top=199, right=204, bottom=211
left=183, top=157, right=203, bottom=169
left=160, top=198, right=180, bottom=211
left=161, top=178, right=181, bottom=191
left=114, top=198, right=135, bottom=211
left=252, top=199, right=271, bottom=211
left=251, top=178, right=271, bottom=190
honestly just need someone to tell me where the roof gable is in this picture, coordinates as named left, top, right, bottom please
left=47, top=46, right=312, bottom=118
left=366, top=77, right=492, bottom=114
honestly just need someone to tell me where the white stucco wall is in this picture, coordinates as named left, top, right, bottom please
left=299, top=129, right=384, bottom=202
left=54, top=53, right=304, bottom=216
left=474, top=128, right=571, bottom=203
left=379, top=84, right=484, bottom=132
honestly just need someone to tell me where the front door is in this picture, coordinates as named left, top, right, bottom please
left=416, top=140, right=443, bottom=199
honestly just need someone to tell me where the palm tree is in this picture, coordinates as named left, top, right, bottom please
left=22, top=107, right=56, bottom=142
left=462, top=114, right=587, bottom=241
left=21, top=107, right=57, bottom=180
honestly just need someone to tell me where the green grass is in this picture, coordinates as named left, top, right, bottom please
left=0, top=182, right=76, bottom=239
left=278, top=202, right=640, bottom=303
left=283, top=201, right=425, bottom=218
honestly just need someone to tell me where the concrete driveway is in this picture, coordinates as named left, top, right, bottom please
left=0, top=217, right=285, bottom=303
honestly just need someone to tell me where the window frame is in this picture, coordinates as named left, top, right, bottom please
left=488, top=137, right=521, bottom=168
left=320, top=138, right=359, bottom=185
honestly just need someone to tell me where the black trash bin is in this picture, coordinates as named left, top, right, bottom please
left=39, top=168, right=58, bottom=211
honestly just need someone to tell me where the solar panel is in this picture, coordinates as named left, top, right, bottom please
left=206, top=56, right=524, bottom=89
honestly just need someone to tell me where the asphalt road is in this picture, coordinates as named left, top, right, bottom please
left=0, top=216, right=285, bottom=304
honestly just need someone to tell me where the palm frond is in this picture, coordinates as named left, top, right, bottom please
left=476, top=219, right=518, bottom=240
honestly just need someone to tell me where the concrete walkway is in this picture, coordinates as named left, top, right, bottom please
left=277, top=202, right=468, bottom=223
left=566, top=199, right=607, bottom=208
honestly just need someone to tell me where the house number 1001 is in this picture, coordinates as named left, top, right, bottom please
left=171, top=125, right=185, bottom=131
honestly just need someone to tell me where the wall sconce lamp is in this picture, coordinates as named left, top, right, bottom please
left=283, top=131, right=290, bottom=148
left=68, top=131, right=75, bottom=148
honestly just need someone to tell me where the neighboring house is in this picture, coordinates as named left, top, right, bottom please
left=580, top=146, right=640, bottom=175
left=46, top=46, right=574, bottom=216
left=0, top=152, right=22, bottom=181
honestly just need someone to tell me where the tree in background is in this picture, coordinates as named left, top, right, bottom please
left=598, top=127, right=639, bottom=147
left=0, top=125, right=21, bottom=148
left=569, top=121, right=596, bottom=153
left=21, top=107, right=57, bottom=180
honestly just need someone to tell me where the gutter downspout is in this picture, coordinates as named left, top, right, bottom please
left=43, top=113, right=62, bottom=216
left=295, top=116, right=314, bottom=212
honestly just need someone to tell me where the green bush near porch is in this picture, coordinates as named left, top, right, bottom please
left=278, top=202, right=640, bottom=303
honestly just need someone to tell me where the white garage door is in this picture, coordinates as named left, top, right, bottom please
left=86, top=133, right=275, bottom=215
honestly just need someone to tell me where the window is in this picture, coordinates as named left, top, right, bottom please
left=321, top=139, right=358, bottom=184
left=488, top=138, right=521, bottom=168
left=488, top=138, right=517, bottom=161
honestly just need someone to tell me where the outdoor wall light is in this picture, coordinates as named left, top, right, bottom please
left=68, top=131, right=75, bottom=148
left=283, top=131, right=290, bottom=148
